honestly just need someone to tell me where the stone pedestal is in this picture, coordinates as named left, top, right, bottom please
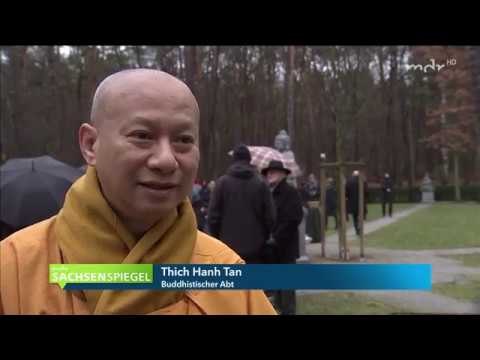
left=422, top=191, right=435, bottom=203
left=420, top=173, right=435, bottom=203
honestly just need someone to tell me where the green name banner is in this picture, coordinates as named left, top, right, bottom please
left=49, top=264, right=153, bottom=289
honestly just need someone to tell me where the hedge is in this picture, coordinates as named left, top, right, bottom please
left=367, top=185, right=480, bottom=203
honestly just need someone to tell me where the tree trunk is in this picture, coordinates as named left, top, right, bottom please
left=476, top=117, right=480, bottom=182
left=286, top=46, right=296, bottom=151
left=85, top=46, right=99, bottom=117
left=377, top=47, right=387, bottom=177
left=8, top=46, right=28, bottom=157
left=0, top=51, right=8, bottom=159
left=439, top=87, right=450, bottom=184
left=306, top=78, right=316, bottom=173
left=209, top=46, right=221, bottom=180
left=134, top=46, right=144, bottom=68
left=386, top=46, right=398, bottom=182
left=352, top=50, right=360, bottom=161
left=454, top=152, right=461, bottom=201
left=400, top=47, right=417, bottom=199
left=406, top=109, right=417, bottom=200
left=336, top=124, right=348, bottom=260
left=114, top=46, right=126, bottom=68
left=185, top=46, right=198, bottom=95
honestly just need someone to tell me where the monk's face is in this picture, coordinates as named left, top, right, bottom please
left=89, top=73, right=200, bottom=223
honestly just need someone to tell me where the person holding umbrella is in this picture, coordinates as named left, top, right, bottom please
left=0, top=69, right=276, bottom=315
left=262, top=160, right=303, bottom=315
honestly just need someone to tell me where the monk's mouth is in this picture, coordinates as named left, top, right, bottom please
left=138, top=182, right=178, bottom=191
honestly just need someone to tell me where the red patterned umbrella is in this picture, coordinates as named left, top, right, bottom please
left=229, top=146, right=301, bottom=176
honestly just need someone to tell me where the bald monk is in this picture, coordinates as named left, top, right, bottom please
left=0, top=69, right=277, bottom=315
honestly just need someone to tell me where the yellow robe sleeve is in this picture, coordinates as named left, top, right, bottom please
left=247, top=289, right=277, bottom=315
left=0, top=236, right=22, bottom=315
left=233, top=254, right=277, bottom=315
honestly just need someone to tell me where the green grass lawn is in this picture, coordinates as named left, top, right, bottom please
left=323, top=203, right=415, bottom=237
left=363, top=202, right=480, bottom=250
left=297, top=292, right=414, bottom=315
left=432, top=276, right=480, bottom=303
left=442, top=253, right=480, bottom=268
left=365, top=203, right=416, bottom=222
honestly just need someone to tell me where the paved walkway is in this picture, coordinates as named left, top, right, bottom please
left=304, top=203, right=480, bottom=314
left=307, top=203, right=431, bottom=254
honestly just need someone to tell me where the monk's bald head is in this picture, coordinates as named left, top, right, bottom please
left=79, top=68, right=201, bottom=232
left=90, top=69, right=200, bottom=132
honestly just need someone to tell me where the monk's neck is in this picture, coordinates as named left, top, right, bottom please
left=119, top=216, right=158, bottom=240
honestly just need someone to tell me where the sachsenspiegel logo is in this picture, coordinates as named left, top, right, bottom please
left=49, top=264, right=153, bottom=289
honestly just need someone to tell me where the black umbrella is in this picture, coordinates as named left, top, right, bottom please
left=0, top=156, right=83, bottom=231
left=1, top=155, right=82, bottom=182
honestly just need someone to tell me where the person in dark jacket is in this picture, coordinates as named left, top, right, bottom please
left=381, top=173, right=394, bottom=217
left=191, top=181, right=206, bottom=231
left=262, top=160, right=303, bottom=315
left=208, top=144, right=276, bottom=264
left=302, top=173, right=320, bottom=203
left=197, top=181, right=211, bottom=230
left=301, top=174, right=321, bottom=243
left=345, top=171, right=368, bottom=236
left=325, top=178, right=338, bottom=230
left=199, top=181, right=211, bottom=208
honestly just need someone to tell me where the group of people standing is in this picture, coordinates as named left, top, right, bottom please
left=301, top=171, right=395, bottom=239
left=198, top=144, right=302, bottom=315
left=190, top=144, right=397, bottom=315
left=301, top=174, right=338, bottom=243
left=191, top=180, right=214, bottom=232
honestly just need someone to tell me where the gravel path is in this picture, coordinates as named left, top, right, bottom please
left=304, top=203, right=480, bottom=314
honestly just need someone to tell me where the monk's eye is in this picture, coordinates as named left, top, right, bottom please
left=175, top=135, right=195, bottom=144
left=130, top=131, right=153, bottom=141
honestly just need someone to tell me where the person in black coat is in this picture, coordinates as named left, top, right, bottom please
left=302, top=174, right=321, bottom=243
left=302, top=174, right=320, bottom=203
left=262, top=160, right=304, bottom=315
left=191, top=182, right=206, bottom=231
left=381, top=173, right=394, bottom=217
left=198, top=181, right=211, bottom=230
left=325, top=178, right=338, bottom=230
left=345, top=171, right=368, bottom=236
left=208, top=144, right=276, bottom=264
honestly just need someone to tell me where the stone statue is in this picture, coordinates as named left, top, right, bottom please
left=421, top=173, right=433, bottom=191
left=421, top=173, right=435, bottom=203
left=274, top=130, right=297, bottom=187
left=274, top=129, right=290, bottom=153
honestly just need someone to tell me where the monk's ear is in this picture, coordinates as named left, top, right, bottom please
left=79, top=123, right=98, bottom=166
